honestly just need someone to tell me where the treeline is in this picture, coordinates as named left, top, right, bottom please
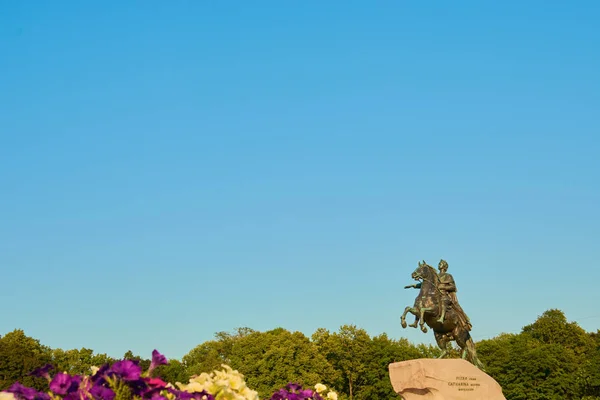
left=1, top=309, right=599, bottom=400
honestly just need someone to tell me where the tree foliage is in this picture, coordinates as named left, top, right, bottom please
left=478, top=310, right=597, bottom=400
left=0, top=330, right=51, bottom=391
left=1, top=309, right=599, bottom=400
left=312, top=325, right=436, bottom=400
left=51, top=348, right=114, bottom=376
left=185, top=327, right=337, bottom=398
left=183, top=327, right=255, bottom=378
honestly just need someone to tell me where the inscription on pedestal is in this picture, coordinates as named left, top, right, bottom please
left=448, top=375, right=481, bottom=392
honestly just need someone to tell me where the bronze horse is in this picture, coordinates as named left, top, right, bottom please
left=400, top=261, right=484, bottom=369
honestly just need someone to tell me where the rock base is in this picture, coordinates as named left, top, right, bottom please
left=388, top=359, right=505, bottom=400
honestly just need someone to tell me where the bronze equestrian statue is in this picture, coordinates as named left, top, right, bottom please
left=400, top=259, right=484, bottom=369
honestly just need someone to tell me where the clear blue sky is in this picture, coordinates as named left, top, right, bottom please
left=1, top=1, right=599, bottom=360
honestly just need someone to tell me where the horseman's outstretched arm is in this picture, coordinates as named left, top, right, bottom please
left=404, top=282, right=422, bottom=289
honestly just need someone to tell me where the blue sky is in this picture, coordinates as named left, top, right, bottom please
left=1, top=1, right=599, bottom=360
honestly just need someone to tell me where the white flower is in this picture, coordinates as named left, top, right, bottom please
left=314, top=383, right=327, bottom=394
left=228, top=375, right=244, bottom=391
left=178, top=364, right=258, bottom=400
left=241, top=386, right=259, bottom=400
left=327, top=391, right=338, bottom=400
left=0, top=393, right=16, bottom=400
left=90, top=366, right=99, bottom=375
left=183, top=381, right=206, bottom=393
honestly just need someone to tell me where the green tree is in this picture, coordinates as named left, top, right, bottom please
left=51, top=348, right=114, bottom=375
left=313, top=326, right=436, bottom=400
left=478, top=310, right=593, bottom=400
left=522, top=309, right=594, bottom=356
left=414, top=343, right=443, bottom=359
left=155, top=359, right=187, bottom=384
left=312, top=325, right=372, bottom=400
left=183, top=327, right=255, bottom=378
left=579, top=330, right=600, bottom=399
left=0, top=330, right=52, bottom=391
left=227, top=328, right=337, bottom=398
left=358, top=334, right=429, bottom=399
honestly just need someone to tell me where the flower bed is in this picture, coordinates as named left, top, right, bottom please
left=0, top=350, right=338, bottom=400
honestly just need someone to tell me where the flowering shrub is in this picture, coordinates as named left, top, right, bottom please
left=269, top=383, right=337, bottom=400
left=1, top=350, right=214, bottom=400
left=0, top=351, right=338, bottom=400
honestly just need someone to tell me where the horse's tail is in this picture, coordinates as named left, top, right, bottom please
left=465, top=338, right=486, bottom=371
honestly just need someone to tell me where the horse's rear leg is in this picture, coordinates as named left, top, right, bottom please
left=455, top=331, right=469, bottom=359
left=434, top=332, right=451, bottom=359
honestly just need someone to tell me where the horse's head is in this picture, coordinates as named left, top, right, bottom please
left=411, top=260, right=436, bottom=282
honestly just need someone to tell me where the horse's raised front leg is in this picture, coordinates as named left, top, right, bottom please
left=419, top=307, right=433, bottom=333
left=409, top=314, right=419, bottom=328
left=400, top=306, right=419, bottom=329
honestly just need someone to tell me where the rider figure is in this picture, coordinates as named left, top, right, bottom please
left=437, top=259, right=471, bottom=330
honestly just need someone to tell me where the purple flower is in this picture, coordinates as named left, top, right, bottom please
left=191, top=392, right=215, bottom=400
left=35, top=393, right=51, bottom=400
left=142, top=387, right=162, bottom=399
left=6, top=383, right=38, bottom=400
left=286, top=383, right=303, bottom=392
left=6, top=383, right=50, bottom=400
left=147, top=350, right=168, bottom=376
left=63, top=393, right=83, bottom=400
left=271, top=389, right=300, bottom=400
left=170, top=389, right=214, bottom=400
left=92, top=364, right=109, bottom=377
left=49, top=373, right=70, bottom=394
left=28, top=364, right=54, bottom=380
left=127, top=379, right=148, bottom=397
left=141, top=377, right=167, bottom=398
left=109, top=360, right=142, bottom=381
left=90, top=364, right=110, bottom=385
left=89, top=385, right=115, bottom=400
left=148, top=395, right=167, bottom=400
left=68, top=376, right=94, bottom=400
left=270, top=385, right=318, bottom=400
left=50, top=373, right=81, bottom=396
left=269, top=390, right=283, bottom=400
left=150, top=350, right=167, bottom=369
left=144, top=377, right=167, bottom=390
